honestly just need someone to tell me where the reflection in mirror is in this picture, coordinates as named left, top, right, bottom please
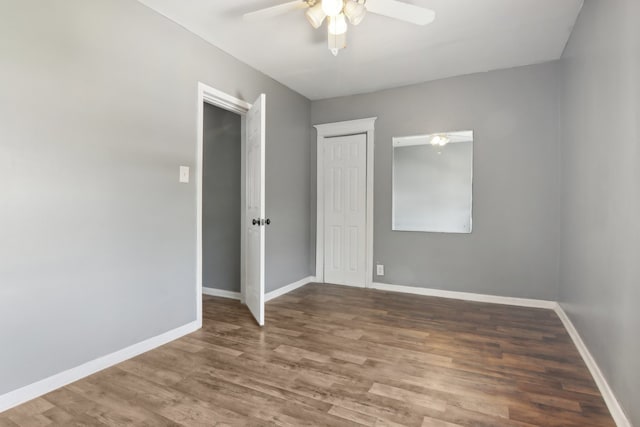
left=392, top=131, right=473, bottom=233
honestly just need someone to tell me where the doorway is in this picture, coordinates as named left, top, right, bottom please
left=314, top=118, right=376, bottom=289
left=202, top=103, right=241, bottom=298
left=196, top=83, right=266, bottom=327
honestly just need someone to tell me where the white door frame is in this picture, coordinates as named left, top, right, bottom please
left=314, top=117, right=377, bottom=289
left=196, top=82, right=251, bottom=327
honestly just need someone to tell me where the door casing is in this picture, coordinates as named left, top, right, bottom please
left=314, top=118, right=377, bottom=289
left=196, top=82, right=252, bottom=326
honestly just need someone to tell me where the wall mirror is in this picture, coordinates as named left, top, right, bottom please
left=392, top=130, right=473, bottom=233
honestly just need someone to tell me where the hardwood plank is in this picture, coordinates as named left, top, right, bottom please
left=0, top=284, right=615, bottom=426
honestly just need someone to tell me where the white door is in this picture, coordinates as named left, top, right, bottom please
left=323, top=134, right=367, bottom=286
left=245, top=94, right=266, bottom=326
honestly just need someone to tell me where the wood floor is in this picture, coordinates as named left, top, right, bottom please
left=0, top=284, right=614, bottom=426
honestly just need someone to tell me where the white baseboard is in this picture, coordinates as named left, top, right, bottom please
left=202, top=277, right=316, bottom=303
left=554, top=304, right=631, bottom=427
left=0, top=321, right=199, bottom=414
left=370, top=282, right=557, bottom=309
left=202, top=287, right=241, bottom=300
left=265, top=276, right=316, bottom=302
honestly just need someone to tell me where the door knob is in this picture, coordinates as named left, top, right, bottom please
left=264, top=219, right=271, bottom=225
left=252, top=219, right=259, bottom=225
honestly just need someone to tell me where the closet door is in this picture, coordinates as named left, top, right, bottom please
left=323, top=133, right=367, bottom=287
left=245, top=94, right=266, bottom=326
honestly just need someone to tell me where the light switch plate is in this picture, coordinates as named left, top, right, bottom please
left=376, top=264, right=384, bottom=276
left=179, top=166, right=190, bottom=183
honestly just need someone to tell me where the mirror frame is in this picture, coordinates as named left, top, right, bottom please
left=391, top=130, right=474, bottom=234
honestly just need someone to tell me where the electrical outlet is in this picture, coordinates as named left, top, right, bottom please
left=376, top=264, right=384, bottom=276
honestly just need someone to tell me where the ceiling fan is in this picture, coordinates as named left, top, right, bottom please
left=243, top=0, right=436, bottom=56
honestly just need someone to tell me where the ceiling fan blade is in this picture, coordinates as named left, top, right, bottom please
left=243, top=1, right=308, bottom=22
left=365, top=0, right=435, bottom=26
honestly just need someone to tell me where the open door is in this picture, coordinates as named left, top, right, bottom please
left=245, top=94, right=266, bottom=326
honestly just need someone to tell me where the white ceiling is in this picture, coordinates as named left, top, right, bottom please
left=137, top=0, right=583, bottom=100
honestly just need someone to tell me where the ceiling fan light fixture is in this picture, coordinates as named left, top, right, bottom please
left=243, top=0, right=436, bottom=59
left=321, top=0, right=344, bottom=17
left=343, top=0, right=366, bottom=25
left=328, top=13, right=348, bottom=35
left=328, top=30, right=346, bottom=56
left=305, top=2, right=326, bottom=29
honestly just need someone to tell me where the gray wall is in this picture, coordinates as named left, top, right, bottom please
left=311, top=63, right=561, bottom=300
left=559, top=0, right=640, bottom=423
left=0, top=0, right=311, bottom=396
left=203, top=104, right=241, bottom=293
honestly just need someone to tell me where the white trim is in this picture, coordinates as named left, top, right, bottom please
left=265, top=276, right=317, bottom=302
left=203, top=276, right=316, bottom=305
left=197, top=82, right=252, bottom=321
left=196, top=91, right=204, bottom=327
left=315, top=118, right=377, bottom=137
left=370, top=282, right=557, bottom=309
left=240, top=115, right=247, bottom=305
left=202, top=287, right=241, bottom=300
left=554, top=304, right=631, bottom=427
left=315, top=118, right=376, bottom=289
left=200, top=84, right=252, bottom=115
left=0, top=321, right=198, bottom=414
